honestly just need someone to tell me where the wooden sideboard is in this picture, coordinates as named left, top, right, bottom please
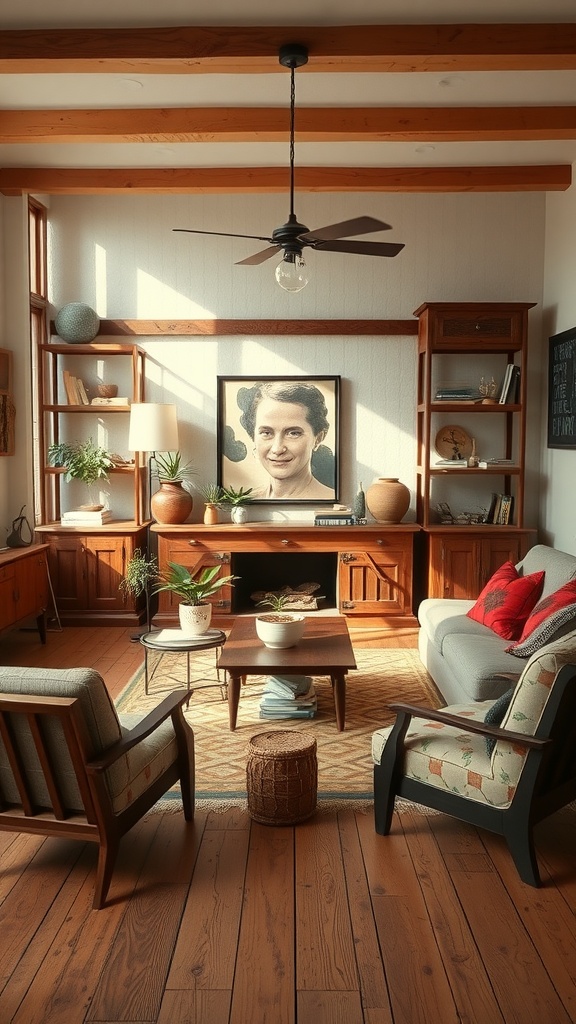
left=150, top=523, right=420, bottom=628
left=0, top=544, right=50, bottom=643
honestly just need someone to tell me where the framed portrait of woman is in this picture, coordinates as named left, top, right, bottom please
left=217, top=375, right=340, bottom=504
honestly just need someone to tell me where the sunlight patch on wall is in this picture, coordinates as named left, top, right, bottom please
left=94, top=243, right=107, bottom=315
left=135, top=268, right=215, bottom=319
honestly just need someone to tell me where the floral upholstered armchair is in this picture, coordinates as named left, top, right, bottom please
left=372, top=629, right=576, bottom=886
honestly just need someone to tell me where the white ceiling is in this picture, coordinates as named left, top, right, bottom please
left=1, top=1, right=576, bottom=182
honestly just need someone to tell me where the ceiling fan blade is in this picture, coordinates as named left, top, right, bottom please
left=299, top=216, right=392, bottom=243
left=314, top=239, right=405, bottom=258
left=236, top=245, right=282, bottom=266
left=173, top=228, right=275, bottom=244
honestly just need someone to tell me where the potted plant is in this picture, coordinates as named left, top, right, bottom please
left=47, top=439, right=114, bottom=509
left=220, top=485, right=253, bottom=524
left=119, top=548, right=158, bottom=635
left=255, top=592, right=306, bottom=649
left=150, top=450, right=195, bottom=524
left=153, top=560, right=238, bottom=636
left=198, top=483, right=224, bottom=525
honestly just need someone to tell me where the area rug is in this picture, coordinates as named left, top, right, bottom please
left=116, top=646, right=442, bottom=806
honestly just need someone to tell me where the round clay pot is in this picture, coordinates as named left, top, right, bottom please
left=365, top=477, right=410, bottom=524
left=150, top=481, right=193, bottom=525
left=96, top=383, right=118, bottom=398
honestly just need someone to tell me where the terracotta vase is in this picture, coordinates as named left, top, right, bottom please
left=365, top=477, right=410, bottom=524
left=203, top=502, right=219, bottom=525
left=150, top=481, right=193, bottom=525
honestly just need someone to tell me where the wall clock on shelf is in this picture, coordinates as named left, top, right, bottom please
left=434, top=425, right=473, bottom=462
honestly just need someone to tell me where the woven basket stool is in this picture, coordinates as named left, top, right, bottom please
left=246, top=730, right=318, bottom=825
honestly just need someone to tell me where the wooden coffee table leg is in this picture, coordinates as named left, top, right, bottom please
left=228, top=672, right=244, bottom=730
left=331, top=672, right=346, bottom=731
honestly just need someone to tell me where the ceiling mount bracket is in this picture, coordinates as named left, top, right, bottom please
left=278, top=44, right=309, bottom=70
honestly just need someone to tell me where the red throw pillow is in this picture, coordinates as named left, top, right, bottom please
left=466, top=561, right=545, bottom=640
left=506, top=579, right=576, bottom=654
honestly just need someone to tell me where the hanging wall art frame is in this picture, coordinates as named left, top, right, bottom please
left=217, top=375, right=340, bottom=503
left=548, top=327, right=576, bottom=449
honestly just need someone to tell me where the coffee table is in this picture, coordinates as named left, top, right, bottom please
left=217, top=615, right=356, bottom=731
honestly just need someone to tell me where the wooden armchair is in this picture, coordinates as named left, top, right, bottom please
left=0, top=666, right=194, bottom=909
left=372, top=630, right=576, bottom=886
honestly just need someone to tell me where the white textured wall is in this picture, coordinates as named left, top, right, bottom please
left=16, top=190, right=546, bottom=523
left=542, top=180, right=576, bottom=556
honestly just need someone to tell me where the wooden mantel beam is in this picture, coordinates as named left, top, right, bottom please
left=3, top=106, right=576, bottom=145
left=1, top=24, right=576, bottom=74
left=0, top=165, right=570, bottom=197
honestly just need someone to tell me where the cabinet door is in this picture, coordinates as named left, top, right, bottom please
left=84, top=535, right=127, bottom=611
left=428, top=532, right=527, bottom=600
left=428, top=534, right=479, bottom=599
left=156, top=540, right=233, bottom=618
left=12, top=550, right=49, bottom=618
left=46, top=534, right=86, bottom=610
left=0, top=562, right=16, bottom=630
left=479, top=536, right=523, bottom=590
left=338, top=541, right=412, bottom=616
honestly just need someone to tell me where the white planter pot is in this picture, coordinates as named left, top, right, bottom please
left=178, top=602, right=212, bottom=636
left=230, top=505, right=248, bottom=524
left=255, top=613, right=306, bottom=649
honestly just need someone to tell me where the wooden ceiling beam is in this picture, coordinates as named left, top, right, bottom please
left=1, top=24, right=576, bottom=74
left=3, top=106, right=576, bottom=144
left=0, top=165, right=569, bottom=197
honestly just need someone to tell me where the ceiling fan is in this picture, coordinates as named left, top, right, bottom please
left=173, top=43, right=405, bottom=293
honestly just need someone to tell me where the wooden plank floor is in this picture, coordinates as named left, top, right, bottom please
left=1, top=624, right=576, bottom=1024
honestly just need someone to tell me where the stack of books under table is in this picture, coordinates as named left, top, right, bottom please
left=259, top=675, right=317, bottom=720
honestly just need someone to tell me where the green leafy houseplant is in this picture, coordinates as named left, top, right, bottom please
left=47, top=439, right=114, bottom=485
left=153, top=561, right=238, bottom=606
left=198, top=482, right=224, bottom=505
left=152, top=451, right=195, bottom=483
left=256, top=592, right=292, bottom=614
left=219, top=486, right=253, bottom=507
left=119, top=548, right=158, bottom=632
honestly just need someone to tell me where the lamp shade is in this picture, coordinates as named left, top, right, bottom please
left=128, top=403, right=179, bottom=452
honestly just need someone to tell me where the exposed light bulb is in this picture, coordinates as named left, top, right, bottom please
left=275, top=252, right=309, bottom=293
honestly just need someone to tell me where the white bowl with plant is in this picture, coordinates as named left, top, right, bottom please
left=220, top=485, right=253, bottom=524
left=153, top=560, right=237, bottom=636
left=255, top=593, right=306, bottom=649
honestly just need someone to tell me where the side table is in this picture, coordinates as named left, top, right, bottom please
left=139, top=628, right=227, bottom=698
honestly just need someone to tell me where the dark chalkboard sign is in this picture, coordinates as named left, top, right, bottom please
left=548, top=326, right=576, bottom=449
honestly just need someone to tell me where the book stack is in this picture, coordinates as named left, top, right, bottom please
left=487, top=493, right=514, bottom=525
left=498, top=364, right=521, bottom=404
left=435, top=458, right=468, bottom=468
left=434, top=386, right=482, bottom=402
left=91, top=396, right=129, bottom=406
left=60, top=509, right=112, bottom=526
left=314, top=507, right=355, bottom=526
left=62, top=370, right=89, bottom=405
left=259, top=674, right=317, bottom=720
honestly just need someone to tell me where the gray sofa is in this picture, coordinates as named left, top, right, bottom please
left=418, top=544, right=576, bottom=705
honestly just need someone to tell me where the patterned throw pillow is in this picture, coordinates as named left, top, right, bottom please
left=505, top=579, right=576, bottom=658
left=466, top=561, right=545, bottom=640
left=483, top=686, right=515, bottom=755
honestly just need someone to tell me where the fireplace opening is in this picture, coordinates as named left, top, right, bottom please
left=231, top=552, right=338, bottom=614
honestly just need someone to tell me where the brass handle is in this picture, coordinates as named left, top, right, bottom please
left=281, top=539, right=289, bottom=546
left=376, top=538, right=383, bottom=545
left=188, top=539, right=197, bottom=545
left=340, top=553, right=357, bottom=563
left=341, top=600, right=355, bottom=609
left=214, top=552, right=231, bottom=563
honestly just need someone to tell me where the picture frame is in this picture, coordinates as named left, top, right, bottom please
left=547, top=327, right=576, bottom=449
left=217, top=375, right=340, bottom=503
